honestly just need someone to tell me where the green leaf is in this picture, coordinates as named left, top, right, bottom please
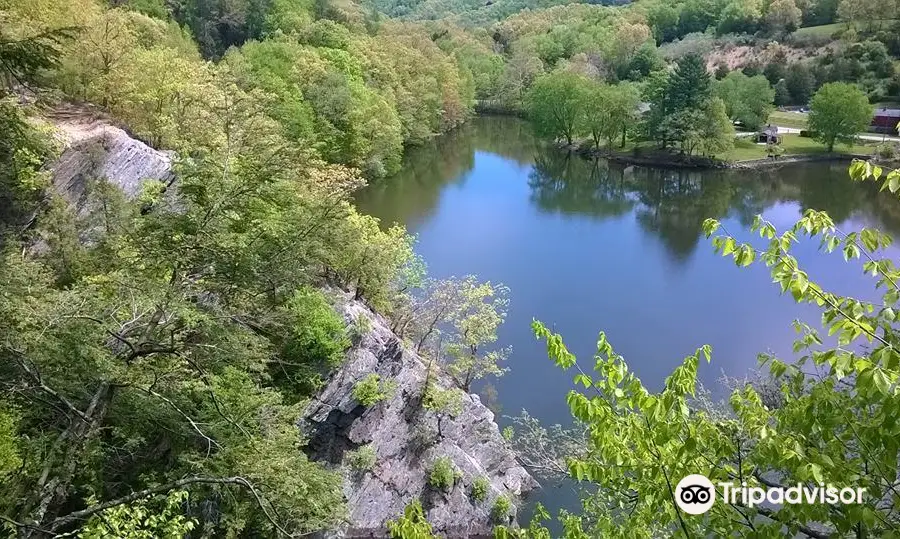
left=849, top=159, right=867, bottom=181
left=873, top=368, right=892, bottom=395
left=722, top=237, right=736, bottom=256
left=702, top=219, right=720, bottom=238
left=860, top=229, right=879, bottom=252
left=889, top=174, right=900, bottom=193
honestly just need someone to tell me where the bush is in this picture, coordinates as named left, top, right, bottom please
left=422, top=381, right=464, bottom=417
left=272, top=287, right=351, bottom=399
left=470, top=477, right=489, bottom=502
left=387, top=500, right=435, bottom=538
left=348, top=313, right=373, bottom=344
left=427, top=457, right=461, bottom=492
left=344, top=444, right=377, bottom=472
left=490, top=495, right=512, bottom=522
left=799, top=129, right=813, bottom=138
left=352, top=374, right=396, bottom=406
left=875, top=143, right=898, bottom=160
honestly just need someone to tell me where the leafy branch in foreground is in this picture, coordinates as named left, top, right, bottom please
left=510, top=160, right=900, bottom=538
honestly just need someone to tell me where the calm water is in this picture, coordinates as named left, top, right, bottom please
left=355, top=116, right=900, bottom=519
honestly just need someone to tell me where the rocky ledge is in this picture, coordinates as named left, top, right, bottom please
left=46, top=103, right=174, bottom=215
left=303, top=294, right=537, bottom=538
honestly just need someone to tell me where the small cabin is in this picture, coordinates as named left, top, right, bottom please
left=871, top=108, right=900, bottom=135
left=757, top=125, right=780, bottom=144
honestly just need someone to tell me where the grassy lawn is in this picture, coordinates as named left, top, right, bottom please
left=768, top=110, right=809, bottom=129
left=791, top=20, right=897, bottom=38
left=791, top=22, right=846, bottom=37
left=721, top=134, right=875, bottom=162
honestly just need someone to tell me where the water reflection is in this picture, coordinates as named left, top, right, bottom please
left=528, top=151, right=900, bottom=264
left=355, top=116, right=538, bottom=228
left=360, top=117, right=900, bottom=262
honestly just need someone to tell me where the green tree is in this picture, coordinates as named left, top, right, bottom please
left=526, top=72, right=590, bottom=146
left=715, top=70, right=775, bottom=130
left=667, top=53, right=712, bottom=112
left=773, top=78, right=791, bottom=105
left=784, top=62, right=816, bottom=105
left=0, top=61, right=421, bottom=537
left=644, top=54, right=717, bottom=151
left=808, top=82, right=873, bottom=152
left=836, top=0, right=885, bottom=30
left=580, top=82, right=641, bottom=149
left=696, top=97, right=735, bottom=156
left=647, top=3, right=681, bottom=43
left=392, top=276, right=510, bottom=391
left=765, top=0, right=802, bottom=33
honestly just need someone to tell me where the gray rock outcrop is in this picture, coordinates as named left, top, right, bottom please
left=37, top=107, right=536, bottom=536
left=304, top=294, right=537, bottom=538
left=46, top=104, right=174, bottom=214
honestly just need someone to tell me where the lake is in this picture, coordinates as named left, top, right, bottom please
left=354, top=115, right=900, bottom=521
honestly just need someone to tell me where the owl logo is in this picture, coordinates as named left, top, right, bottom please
left=675, top=474, right=716, bottom=515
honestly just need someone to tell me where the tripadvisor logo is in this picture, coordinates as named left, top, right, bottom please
left=674, top=474, right=866, bottom=515
left=675, top=474, right=715, bottom=515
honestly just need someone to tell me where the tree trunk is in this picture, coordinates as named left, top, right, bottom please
left=21, top=383, right=115, bottom=537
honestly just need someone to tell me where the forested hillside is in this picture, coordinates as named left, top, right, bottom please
left=1, top=0, right=900, bottom=535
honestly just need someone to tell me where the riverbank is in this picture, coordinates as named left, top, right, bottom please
left=472, top=110, right=885, bottom=170
left=569, top=143, right=729, bottom=170
left=559, top=133, right=882, bottom=170
left=730, top=153, right=871, bottom=169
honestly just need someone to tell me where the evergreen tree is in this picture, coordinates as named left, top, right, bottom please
left=666, top=53, right=711, bottom=111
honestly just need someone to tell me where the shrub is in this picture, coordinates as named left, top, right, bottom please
left=387, top=500, right=436, bottom=538
left=348, top=313, right=373, bottom=343
left=427, top=456, right=461, bottom=492
left=471, top=477, right=489, bottom=502
left=875, top=143, right=898, bottom=160
left=344, top=444, right=377, bottom=472
left=352, top=374, right=396, bottom=406
left=490, top=495, right=512, bottom=522
left=273, top=287, right=350, bottom=398
left=422, top=381, right=464, bottom=417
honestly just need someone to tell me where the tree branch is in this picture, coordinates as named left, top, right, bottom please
left=753, top=506, right=832, bottom=539
left=45, top=476, right=295, bottom=536
left=9, top=351, right=88, bottom=422
left=130, top=385, right=221, bottom=456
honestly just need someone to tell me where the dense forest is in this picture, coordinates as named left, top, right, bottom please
left=2, top=0, right=900, bottom=535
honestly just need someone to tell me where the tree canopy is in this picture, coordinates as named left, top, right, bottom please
left=808, top=82, right=873, bottom=152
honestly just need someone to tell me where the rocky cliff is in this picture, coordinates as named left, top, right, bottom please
left=304, top=294, right=537, bottom=538
left=46, top=104, right=174, bottom=214
left=304, top=295, right=536, bottom=538
left=42, top=108, right=536, bottom=537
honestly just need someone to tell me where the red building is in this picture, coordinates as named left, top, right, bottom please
left=872, top=108, right=900, bottom=135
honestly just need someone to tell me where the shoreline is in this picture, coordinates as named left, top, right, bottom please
left=470, top=111, right=887, bottom=170
left=729, top=153, right=873, bottom=169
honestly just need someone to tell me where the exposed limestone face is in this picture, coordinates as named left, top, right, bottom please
left=304, top=294, right=537, bottom=538
left=47, top=104, right=174, bottom=214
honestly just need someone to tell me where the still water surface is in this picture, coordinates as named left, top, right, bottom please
left=355, top=116, right=900, bottom=519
